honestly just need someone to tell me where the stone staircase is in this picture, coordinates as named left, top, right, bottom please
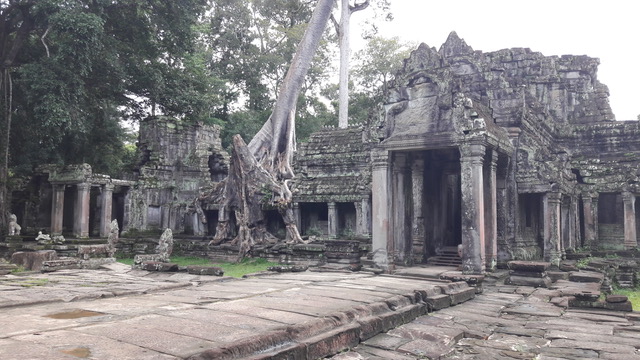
left=427, top=246, right=462, bottom=267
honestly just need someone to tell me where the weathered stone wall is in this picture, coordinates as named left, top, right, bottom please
left=131, top=116, right=229, bottom=234
left=294, top=126, right=373, bottom=203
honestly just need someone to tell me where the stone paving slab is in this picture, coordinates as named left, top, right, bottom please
left=0, top=265, right=470, bottom=359
left=330, top=269, right=640, bottom=360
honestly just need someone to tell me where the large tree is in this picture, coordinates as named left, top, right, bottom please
left=0, top=0, right=213, bottom=237
left=203, top=0, right=336, bottom=147
left=204, top=0, right=335, bottom=258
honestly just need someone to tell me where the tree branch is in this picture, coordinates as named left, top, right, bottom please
left=40, top=26, right=50, bottom=58
left=349, top=0, right=370, bottom=13
left=329, top=13, right=340, bottom=36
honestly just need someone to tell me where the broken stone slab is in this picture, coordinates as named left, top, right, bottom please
left=140, top=261, right=179, bottom=272
left=569, top=271, right=604, bottom=283
left=508, top=270, right=547, bottom=278
left=10, top=250, right=58, bottom=271
left=505, top=275, right=552, bottom=288
left=437, top=282, right=475, bottom=305
left=507, top=261, right=550, bottom=272
left=268, top=265, right=308, bottom=273
left=606, top=295, right=628, bottom=303
left=41, top=258, right=82, bottom=272
left=547, top=271, right=569, bottom=282
left=187, top=265, right=224, bottom=276
left=569, top=298, right=633, bottom=312
left=133, top=254, right=169, bottom=268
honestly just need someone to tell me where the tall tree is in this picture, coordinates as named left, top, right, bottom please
left=331, top=0, right=390, bottom=129
left=203, top=0, right=335, bottom=147
left=205, top=0, right=335, bottom=258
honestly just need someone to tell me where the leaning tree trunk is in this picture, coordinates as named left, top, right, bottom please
left=206, top=0, right=335, bottom=260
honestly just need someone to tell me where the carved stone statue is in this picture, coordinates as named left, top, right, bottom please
left=8, top=214, right=21, bottom=236
left=106, top=219, right=119, bottom=258
left=156, top=228, right=173, bottom=260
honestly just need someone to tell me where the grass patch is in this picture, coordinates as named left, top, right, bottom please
left=612, top=288, right=640, bottom=310
left=117, top=256, right=279, bottom=278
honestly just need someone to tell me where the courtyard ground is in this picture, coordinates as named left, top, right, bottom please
left=0, top=263, right=638, bottom=359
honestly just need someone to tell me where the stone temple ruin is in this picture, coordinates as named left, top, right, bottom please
left=4, top=32, right=640, bottom=275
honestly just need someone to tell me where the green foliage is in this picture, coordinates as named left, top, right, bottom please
left=116, top=256, right=279, bottom=278
left=575, top=257, right=591, bottom=269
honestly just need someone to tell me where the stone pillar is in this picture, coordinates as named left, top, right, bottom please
left=460, top=143, right=486, bottom=274
left=543, top=192, right=562, bottom=266
left=560, top=196, right=572, bottom=256
left=327, top=202, right=338, bottom=238
left=355, top=198, right=371, bottom=237
left=122, top=187, right=131, bottom=233
left=292, top=202, right=302, bottom=231
left=484, top=149, right=498, bottom=271
left=582, top=192, right=596, bottom=248
left=73, top=182, right=91, bottom=238
left=99, top=184, right=114, bottom=237
left=393, top=153, right=410, bottom=264
left=571, top=195, right=581, bottom=251
left=623, top=191, right=637, bottom=249
left=371, top=149, right=391, bottom=269
left=411, top=154, right=425, bottom=263
left=51, top=184, right=65, bottom=235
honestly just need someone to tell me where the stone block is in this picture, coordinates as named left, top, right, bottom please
left=40, top=258, right=81, bottom=272
left=507, top=261, right=550, bottom=272
left=140, top=261, right=179, bottom=272
left=547, top=271, right=569, bottom=282
left=425, top=294, right=451, bottom=311
left=187, top=265, right=224, bottom=276
left=509, top=270, right=546, bottom=278
left=506, top=275, right=552, bottom=288
left=11, top=250, right=58, bottom=271
left=606, top=295, right=628, bottom=303
left=438, top=283, right=475, bottom=305
left=569, top=271, right=604, bottom=283
left=302, top=323, right=360, bottom=359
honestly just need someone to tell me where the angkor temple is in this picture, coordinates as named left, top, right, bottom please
left=8, top=33, right=640, bottom=274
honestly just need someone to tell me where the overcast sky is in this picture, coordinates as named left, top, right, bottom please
left=354, top=0, right=639, bottom=120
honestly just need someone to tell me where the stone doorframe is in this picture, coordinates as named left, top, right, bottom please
left=371, top=141, right=508, bottom=274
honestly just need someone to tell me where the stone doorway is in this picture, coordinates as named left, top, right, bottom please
left=422, top=149, right=462, bottom=260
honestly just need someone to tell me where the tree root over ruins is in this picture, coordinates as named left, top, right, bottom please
left=197, top=134, right=307, bottom=261
left=195, top=0, right=334, bottom=261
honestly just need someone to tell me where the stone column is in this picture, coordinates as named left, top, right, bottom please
left=460, top=143, right=486, bottom=274
left=356, top=198, right=371, bottom=237
left=292, top=202, right=302, bottom=231
left=484, top=149, right=498, bottom=271
left=623, top=191, right=637, bottom=249
left=543, top=192, right=562, bottom=266
left=371, top=149, right=391, bottom=270
left=571, top=195, right=581, bottom=251
left=51, top=184, right=65, bottom=235
left=560, top=196, right=572, bottom=257
left=99, top=184, right=114, bottom=237
left=582, top=192, right=596, bottom=248
left=122, top=187, right=131, bottom=233
left=393, top=153, right=410, bottom=264
left=73, top=182, right=91, bottom=238
left=327, top=202, right=338, bottom=238
left=411, top=154, right=425, bottom=263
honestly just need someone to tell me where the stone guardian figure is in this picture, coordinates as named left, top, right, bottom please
left=8, top=214, right=21, bottom=236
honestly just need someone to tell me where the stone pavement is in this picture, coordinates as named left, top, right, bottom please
left=331, top=271, right=640, bottom=360
left=1, top=264, right=640, bottom=359
left=0, top=263, right=475, bottom=359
